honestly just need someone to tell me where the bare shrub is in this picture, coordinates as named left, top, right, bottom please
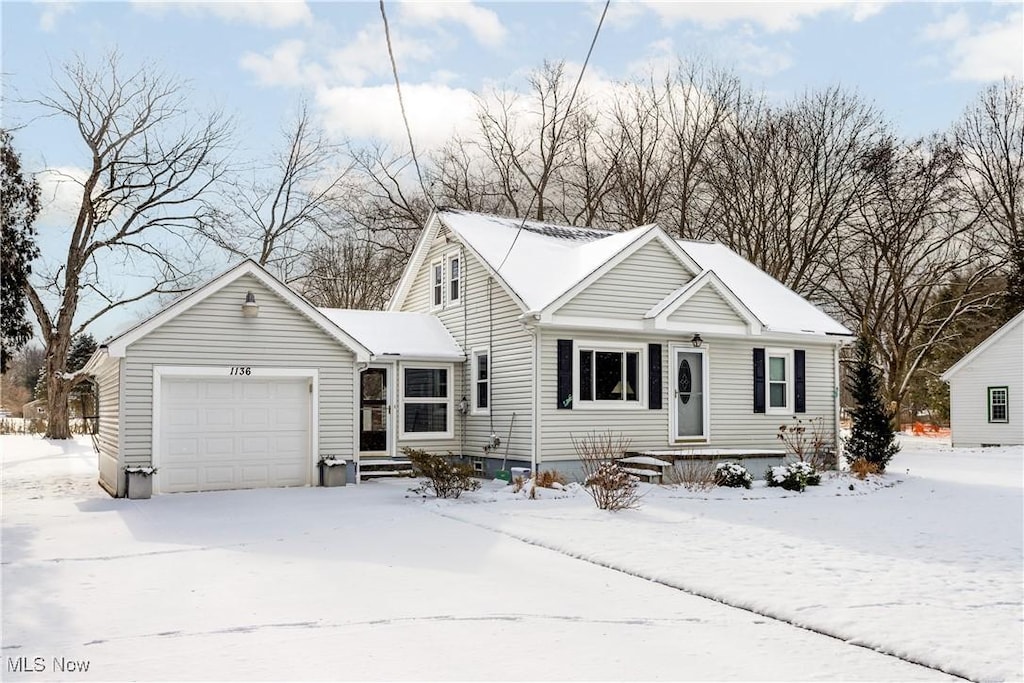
left=663, top=458, right=717, bottom=491
left=849, top=457, right=881, bottom=480
left=777, top=417, right=835, bottom=469
left=535, top=469, right=567, bottom=488
left=572, top=431, right=640, bottom=511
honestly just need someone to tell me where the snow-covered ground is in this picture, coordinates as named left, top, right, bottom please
left=1, top=434, right=1019, bottom=681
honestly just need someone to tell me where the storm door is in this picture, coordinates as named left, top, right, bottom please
left=674, top=349, right=707, bottom=440
left=359, top=367, right=389, bottom=454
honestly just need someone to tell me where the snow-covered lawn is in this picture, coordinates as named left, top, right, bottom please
left=1, top=434, right=1018, bottom=681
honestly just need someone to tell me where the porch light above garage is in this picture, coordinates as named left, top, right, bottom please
left=241, top=291, right=260, bottom=318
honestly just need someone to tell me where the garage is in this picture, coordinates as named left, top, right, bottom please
left=157, top=375, right=312, bottom=493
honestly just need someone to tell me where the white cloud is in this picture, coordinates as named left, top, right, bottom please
left=316, top=83, right=479, bottom=150
left=614, top=0, right=891, bottom=33
left=35, top=1, right=74, bottom=32
left=132, top=1, right=312, bottom=29
left=728, top=39, right=794, bottom=77
left=922, top=9, right=1023, bottom=82
left=328, top=25, right=435, bottom=86
left=35, top=166, right=87, bottom=226
left=399, top=1, right=507, bottom=46
left=239, top=40, right=325, bottom=88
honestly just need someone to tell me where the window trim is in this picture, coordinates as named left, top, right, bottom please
left=399, top=362, right=454, bottom=440
left=572, top=340, right=646, bottom=410
left=446, top=251, right=462, bottom=306
left=430, top=260, right=444, bottom=311
left=765, top=348, right=794, bottom=415
left=471, top=348, right=490, bottom=416
left=988, top=386, right=1009, bottom=424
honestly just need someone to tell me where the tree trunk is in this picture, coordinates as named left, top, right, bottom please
left=44, top=372, right=72, bottom=439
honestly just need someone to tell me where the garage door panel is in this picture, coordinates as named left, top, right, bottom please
left=159, top=376, right=311, bottom=494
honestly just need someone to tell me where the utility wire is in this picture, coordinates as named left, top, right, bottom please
left=379, top=0, right=433, bottom=207
left=495, top=0, right=611, bottom=272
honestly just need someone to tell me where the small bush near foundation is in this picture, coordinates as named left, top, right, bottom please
left=535, top=469, right=567, bottom=489
left=663, top=458, right=716, bottom=491
left=714, top=462, right=752, bottom=489
left=404, top=448, right=480, bottom=499
left=849, top=457, right=881, bottom=480
left=584, top=462, right=641, bottom=511
left=766, top=461, right=822, bottom=493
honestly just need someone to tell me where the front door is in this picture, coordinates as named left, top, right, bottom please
left=359, top=367, right=388, bottom=454
left=674, top=348, right=707, bottom=440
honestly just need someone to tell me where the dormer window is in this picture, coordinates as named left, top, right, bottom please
left=431, top=260, right=443, bottom=310
left=447, top=252, right=461, bottom=305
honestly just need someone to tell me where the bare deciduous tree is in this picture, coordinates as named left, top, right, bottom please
left=25, top=52, right=230, bottom=438
left=298, top=230, right=400, bottom=310
left=206, top=102, right=349, bottom=281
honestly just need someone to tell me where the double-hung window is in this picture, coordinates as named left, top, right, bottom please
left=988, top=386, right=1009, bottom=423
left=447, top=253, right=461, bottom=305
left=577, top=344, right=642, bottom=406
left=401, top=365, right=453, bottom=438
left=431, top=261, right=443, bottom=309
left=471, top=348, right=489, bottom=415
left=766, top=349, right=793, bottom=413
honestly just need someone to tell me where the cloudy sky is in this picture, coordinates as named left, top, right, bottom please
left=2, top=0, right=1022, bottom=338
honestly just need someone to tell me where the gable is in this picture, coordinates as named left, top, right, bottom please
left=667, top=286, right=748, bottom=328
left=942, top=311, right=1024, bottom=381
left=125, top=273, right=357, bottom=359
left=554, top=239, right=695, bottom=321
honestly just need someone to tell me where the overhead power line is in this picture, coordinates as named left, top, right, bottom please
left=495, top=0, right=612, bottom=272
left=379, top=0, right=433, bottom=207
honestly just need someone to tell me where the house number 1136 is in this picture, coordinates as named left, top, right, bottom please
left=230, top=367, right=252, bottom=375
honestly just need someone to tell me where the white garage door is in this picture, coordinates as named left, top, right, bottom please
left=159, top=377, right=311, bottom=493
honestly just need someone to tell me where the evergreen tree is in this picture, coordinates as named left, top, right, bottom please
left=1, top=130, right=41, bottom=373
left=845, top=337, right=900, bottom=471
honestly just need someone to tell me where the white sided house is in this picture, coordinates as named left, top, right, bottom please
left=85, top=209, right=853, bottom=497
left=940, top=311, right=1024, bottom=448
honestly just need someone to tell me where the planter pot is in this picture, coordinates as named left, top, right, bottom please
left=126, top=472, right=153, bottom=499
left=321, top=464, right=347, bottom=487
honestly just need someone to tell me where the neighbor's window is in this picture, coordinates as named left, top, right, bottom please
left=472, top=348, right=489, bottom=415
left=988, top=386, right=1009, bottom=423
left=578, top=346, right=641, bottom=404
left=447, top=253, right=461, bottom=304
left=402, top=366, right=452, bottom=437
left=767, top=350, right=793, bottom=412
left=431, top=261, right=443, bottom=309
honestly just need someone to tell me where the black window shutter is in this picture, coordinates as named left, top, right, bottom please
left=557, top=339, right=573, bottom=409
left=753, top=348, right=766, bottom=413
left=794, top=349, right=806, bottom=413
left=648, top=344, right=662, bottom=410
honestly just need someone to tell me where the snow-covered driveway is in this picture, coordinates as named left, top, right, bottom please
left=1, top=436, right=958, bottom=681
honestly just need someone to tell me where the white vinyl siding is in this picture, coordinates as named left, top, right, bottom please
left=121, top=273, right=355, bottom=473
left=396, top=225, right=533, bottom=461
left=557, top=240, right=694, bottom=320
left=93, top=356, right=122, bottom=495
left=540, top=332, right=838, bottom=460
left=667, top=287, right=748, bottom=327
left=947, top=320, right=1023, bottom=447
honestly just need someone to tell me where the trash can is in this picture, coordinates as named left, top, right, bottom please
left=509, top=466, right=531, bottom=481
left=125, top=471, right=153, bottom=499
left=321, top=460, right=347, bottom=487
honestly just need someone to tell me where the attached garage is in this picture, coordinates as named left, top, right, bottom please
left=83, top=260, right=372, bottom=497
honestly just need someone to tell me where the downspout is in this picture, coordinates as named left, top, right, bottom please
left=834, top=343, right=842, bottom=470
left=518, top=312, right=542, bottom=477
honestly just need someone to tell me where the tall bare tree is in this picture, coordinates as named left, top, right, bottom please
left=298, top=229, right=401, bottom=310
left=206, top=102, right=349, bottom=281
left=954, top=77, right=1024, bottom=317
left=25, top=52, right=230, bottom=438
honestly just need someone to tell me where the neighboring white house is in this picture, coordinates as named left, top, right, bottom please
left=941, top=311, right=1024, bottom=448
left=84, top=209, right=854, bottom=497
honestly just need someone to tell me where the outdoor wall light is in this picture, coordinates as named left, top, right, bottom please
left=691, top=333, right=703, bottom=348
left=241, top=291, right=260, bottom=318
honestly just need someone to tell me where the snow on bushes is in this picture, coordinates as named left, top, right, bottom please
left=404, top=448, right=481, bottom=499
left=766, top=461, right=822, bottom=492
left=714, top=462, right=752, bottom=489
left=584, top=462, right=641, bottom=511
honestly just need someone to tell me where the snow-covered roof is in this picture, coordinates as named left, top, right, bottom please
left=318, top=309, right=464, bottom=361
left=438, top=209, right=851, bottom=337
left=678, top=241, right=851, bottom=337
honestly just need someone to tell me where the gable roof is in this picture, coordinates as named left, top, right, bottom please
left=940, top=310, right=1024, bottom=381
left=646, top=269, right=763, bottom=334
left=318, top=309, right=464, bottom=361
left=101, top=259, right=372, bottom=361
